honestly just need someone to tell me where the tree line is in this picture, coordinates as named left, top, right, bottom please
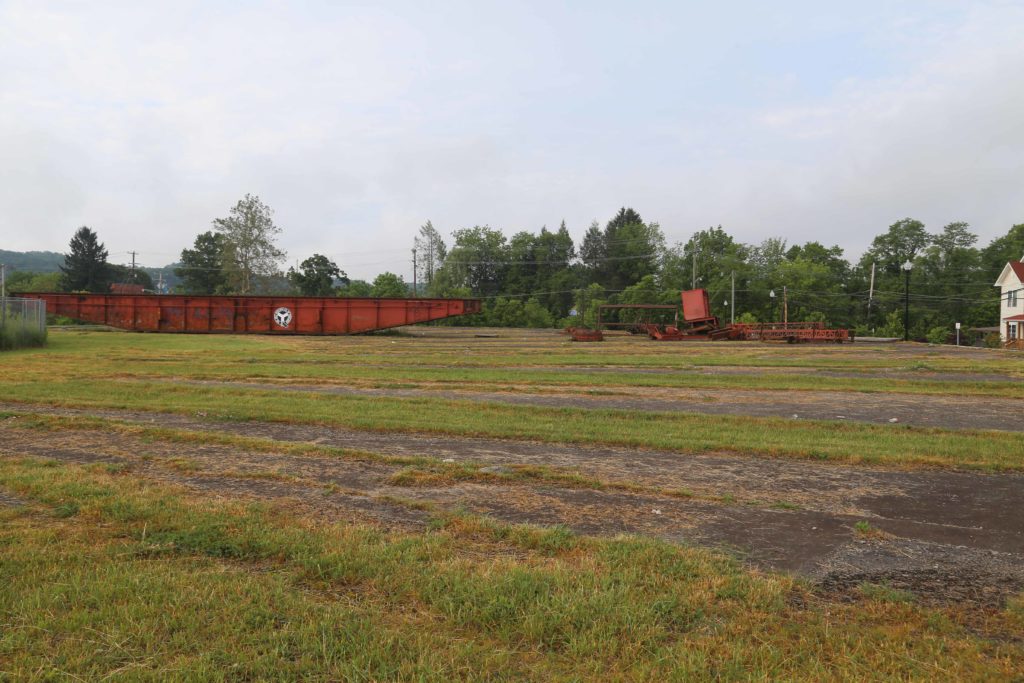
left=16, top=194, right=1024, bottom=342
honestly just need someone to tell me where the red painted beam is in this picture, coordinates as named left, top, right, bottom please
left=16, top=293, right=481, bottom=335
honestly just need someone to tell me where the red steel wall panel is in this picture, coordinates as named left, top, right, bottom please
left=17, top=293, right=481, bottom=335
left=680, top=289, right=713, bottom=322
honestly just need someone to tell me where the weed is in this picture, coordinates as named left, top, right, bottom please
left=53, top=502, right=79, bottom=518
left=859, top=582, right=916, bottom=604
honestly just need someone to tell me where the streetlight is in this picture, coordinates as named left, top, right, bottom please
left=769, top=289, right=776, bottom=322
left=902, top=260, right=913, bottom=342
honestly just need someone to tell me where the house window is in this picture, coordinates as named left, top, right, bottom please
left=1009, top=290, right=1019, bottom=307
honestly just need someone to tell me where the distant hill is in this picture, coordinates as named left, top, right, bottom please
left=0, top=250, right=181, bottom=290
left=0, top=250, right=64, bottom=273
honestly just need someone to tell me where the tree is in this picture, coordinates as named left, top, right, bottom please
left=288, top=254, right=348, bottom=296
left=59, top=227, right=111, bottom=292
left=981, top=223, right=1024, bottom=278
left=579, top=220, right=605, bottom=282
left=371, top=272, right=408, bottom=297
left=7, top=271, right=60, bottom=292
left=213, top=194, right=286, bottom=294
left=338, top=280, right=373, bottom=297
left=108, top=264, right=155, bottom=290
left=529, top=222, right=577, bottom=317
left=863, top=218, right=931, bottom=275
left=908, top=222, right=991, bottom=329
left=431, top=226, right=509, bottom=297
left=176, top=231, right=228, bottom=294
left=414, top=221, right=447, bottom=289
left=581, top=208, right=664, bottom=290
left=522, top=297, right=555, bottom=328
left=663, top=226, right=751, bottom=319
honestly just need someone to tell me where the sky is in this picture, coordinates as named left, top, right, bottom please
left=2, top=0, right=1023, bottom=280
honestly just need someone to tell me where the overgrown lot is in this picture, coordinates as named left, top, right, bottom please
left=1, top=328, right=1022, bottom=679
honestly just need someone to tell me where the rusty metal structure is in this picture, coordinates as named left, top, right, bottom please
left=566, top=327, right=604, bottom=342
left=599, top=289, right=851, bottom=343
left=16, top=292, right=481, bottom=335
left=596, top=304, right=677, bottom=333
left=730, top=321, right=851, bottom=343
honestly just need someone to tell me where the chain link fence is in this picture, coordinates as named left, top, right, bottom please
left=0, top=297, right=47, bottom=350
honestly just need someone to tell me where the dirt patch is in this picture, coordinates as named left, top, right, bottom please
left=0, top=429, right=427, bottom=530
left=0, top=487, right=25, bottom=508
left=491, top=364, right=1022, bottom=384
left=2, top=407, right=1022, bottom=608
left=173, top=379, right=1023, bottom=432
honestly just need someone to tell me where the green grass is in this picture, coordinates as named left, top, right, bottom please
left=4, top=377, right=1023, bottom=470
left=0, top=319, right=46, bottom=351
left=4, top=331, right=1022, bottom=398
left=1, top=457, right=1021, bottom=680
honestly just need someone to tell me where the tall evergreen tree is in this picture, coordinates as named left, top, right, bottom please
left=58, top=226, right=111, bottom=292
left=581, top=208, right=663, bottom=290
left=579, top=220, right=606, bottom=282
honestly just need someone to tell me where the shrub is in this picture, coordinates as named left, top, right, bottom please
left=925, top=326, right=949, bottom=345
left=0, top=321, right=47, bottom=351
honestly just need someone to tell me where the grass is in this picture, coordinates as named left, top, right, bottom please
left=0, top=319, right=46, bottom=351
left=859, top=583, right=918, bottom=604
left=4, top=330, right=1023, bottom=398
left=1, top=457, right=1021, bottom=680
left=2, top=330, right=1023, bottom=677
left=1, top=330, right=1022, bottom=472
left=853, top=520, right=891, bottom=540
left=4, top=377, right=1023, bottom=469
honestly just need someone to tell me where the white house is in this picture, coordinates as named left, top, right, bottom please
left=994, top=257, right=1024, bottom=341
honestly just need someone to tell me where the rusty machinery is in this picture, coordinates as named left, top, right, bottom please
left=598, top=289, right=852, bottom=343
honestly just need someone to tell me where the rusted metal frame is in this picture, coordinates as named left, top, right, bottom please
left=597, top=304, right=677, bottom=330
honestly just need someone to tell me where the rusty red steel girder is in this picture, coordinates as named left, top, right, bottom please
left=17, top=292, right=481, bottom=335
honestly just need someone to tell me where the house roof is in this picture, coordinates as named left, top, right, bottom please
left=994, top=261, right=1024, bottom=287
left=1003, top=314, right=1024, bottom=321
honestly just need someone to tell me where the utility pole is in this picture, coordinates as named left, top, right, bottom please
left=867, top=262, right=875, bottom=320
left=412, top=248, right=418, bottom=297
left=691, top=246, right=697, bottom=289
left=730, top=271, right=735, bottom=325
left=903, top=263, right=912, bottom=342
left=783, top=286, right=788, bottom=326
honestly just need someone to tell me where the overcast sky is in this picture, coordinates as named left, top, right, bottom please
left=2, top=1, right=1023, bottom=279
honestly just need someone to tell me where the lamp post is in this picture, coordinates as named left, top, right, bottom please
left=769, top=289, right=776, bottom=322
left=902, top=260, right=913, bottom=342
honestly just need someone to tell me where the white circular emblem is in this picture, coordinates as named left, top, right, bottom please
left=273, top=307, right=293, bottom=329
